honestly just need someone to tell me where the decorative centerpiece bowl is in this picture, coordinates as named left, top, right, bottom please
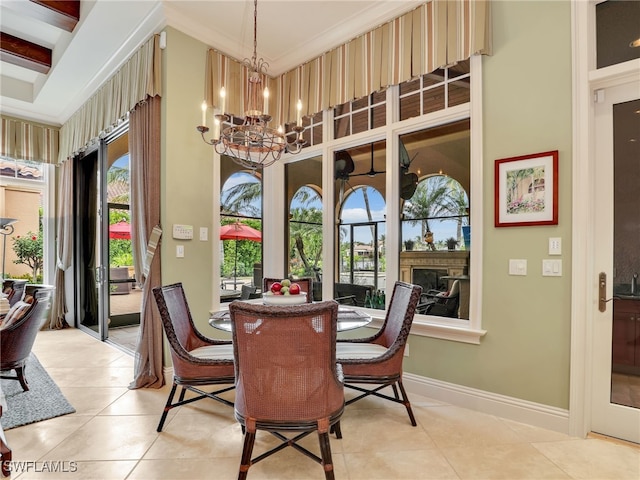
left=262, top=292, right=307, bottom=305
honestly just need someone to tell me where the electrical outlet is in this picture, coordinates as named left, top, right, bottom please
left=549, top=237, right=562, bottom=255
left=199, top=227, right=208, bottom=241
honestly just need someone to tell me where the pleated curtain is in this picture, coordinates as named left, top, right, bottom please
left=205, top=0, right=491, bottom=126
left=58, top=34, right=162, bottom=163
left=0, top=116, right=59, bottom=164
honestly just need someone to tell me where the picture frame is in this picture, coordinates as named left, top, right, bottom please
left=494, top=150, right=558, bottom=227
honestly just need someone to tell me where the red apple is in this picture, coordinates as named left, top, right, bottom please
left=289, top=283, right=301, bottom=295
left=270, top=282, right=282, bottom=293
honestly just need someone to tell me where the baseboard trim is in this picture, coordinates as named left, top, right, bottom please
left=404, top=373, right=570, bottom=435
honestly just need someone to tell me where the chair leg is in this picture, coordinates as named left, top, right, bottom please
left=238, top=429, right=256, bottom=480
left=330, top=421, right=342, bottom=439
left=157, top=383, right=179, bottom=432
left=16, top=365, right=29, bottom=392
left=397, top=380, right=417, bottom=427
left=318, top=431, right=335, bottom=480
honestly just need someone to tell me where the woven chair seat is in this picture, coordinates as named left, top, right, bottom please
left=335, top=343, right=387, bottom=359
left=190, top=344, right=235, bottom=360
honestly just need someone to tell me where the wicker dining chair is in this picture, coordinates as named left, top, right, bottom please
left=336, top=281, right=422, bottom=426
left=262, top=277, right=313, bottom=303
left=152, top=283, right=235, bottom=432
left=229, top=300, right=344, bottom=480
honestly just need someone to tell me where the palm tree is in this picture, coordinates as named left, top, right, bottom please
left=403, top=175, right=469, bottom=244
left=403, top=175, right=450, bottom=239
left=289, top=186, right=323, bottom=276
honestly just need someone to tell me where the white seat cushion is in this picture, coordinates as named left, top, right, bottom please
left=336, top=343, right=388, bottom=360
left=189, top=344, right=234, bottom=360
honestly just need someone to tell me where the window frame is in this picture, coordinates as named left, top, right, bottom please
left=0, top=158, right=55, bottom=287
left=277, top=54, right=485, bottom=343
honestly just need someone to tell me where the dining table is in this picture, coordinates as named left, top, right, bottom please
left=209, top=299, right=372, bottom=332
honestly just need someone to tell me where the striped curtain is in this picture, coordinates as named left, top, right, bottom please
left=57, top=34, right=162, bottom=163
left=0, top=116, right=59, bottom=164
left=205, top=0, right=491, bottom=126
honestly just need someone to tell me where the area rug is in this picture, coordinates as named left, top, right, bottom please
left=0, top=354, right=75, bottom=430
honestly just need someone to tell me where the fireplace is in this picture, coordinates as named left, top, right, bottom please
left=400, top=250, right=470, bottom=319
left=412, top=268, right=448, bottom=292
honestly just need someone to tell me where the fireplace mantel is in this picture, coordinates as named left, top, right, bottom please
left=400, top=250, right=469, bottom=274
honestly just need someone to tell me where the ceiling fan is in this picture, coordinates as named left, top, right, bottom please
left=349, top=143, right=385, bottom=177
left=399, top=139, right=419, bottom=200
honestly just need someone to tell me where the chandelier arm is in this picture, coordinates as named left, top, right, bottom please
left=196, top=0, right=305, bottom=169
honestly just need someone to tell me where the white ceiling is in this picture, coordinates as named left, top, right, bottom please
left=0, top=0, right=422, bottom=126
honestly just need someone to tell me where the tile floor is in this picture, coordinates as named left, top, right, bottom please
left=4, top=328, right=640, bottom=479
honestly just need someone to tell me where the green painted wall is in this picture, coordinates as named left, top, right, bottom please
left=161, top=27, right=218, bottom=337
left=159, top=1, right=574, bottom=409
left=404, top=0, right=573, bottom=409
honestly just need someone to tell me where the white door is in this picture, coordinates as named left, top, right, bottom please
left=592, top=79, right=640, bottom=443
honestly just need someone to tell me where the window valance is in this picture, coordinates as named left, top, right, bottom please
left=0, top=115, right=59, bottom=164
left=205, top=0, right=491, bottom=126
left=58, top=34, right=162, bottom=163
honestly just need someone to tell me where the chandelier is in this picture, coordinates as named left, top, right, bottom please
left=197, top=0, right=305, bottom=169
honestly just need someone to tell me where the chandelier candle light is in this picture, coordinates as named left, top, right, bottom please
left=197, top=0, right=305, bottom=169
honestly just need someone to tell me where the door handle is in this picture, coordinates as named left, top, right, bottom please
left=598, top=272, right=620, bottom=312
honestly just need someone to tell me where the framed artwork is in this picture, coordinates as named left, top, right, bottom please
left=494, top=150, right=558, bottom=227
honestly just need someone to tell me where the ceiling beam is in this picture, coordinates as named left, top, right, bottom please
left=0, top=32, right=52, bottom=74
left=5, top=0, right=80, bottom=32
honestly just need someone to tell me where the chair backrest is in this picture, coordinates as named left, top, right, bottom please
left=263, top=277, right=313, bottom=303
left=240, top=284, right=258, bottom=300
left=0, top=289, right=52, bottom=370
left=153, top=283, right=233, bottom=379
left=3, top=279, right=28, bottom=307
left=372, top=281, right=422, bottom=351
left=153, top=283, right=218, bottom=352
left=229, top=301, right=343, bottom=422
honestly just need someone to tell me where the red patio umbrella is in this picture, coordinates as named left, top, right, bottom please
left=220, top=222, right=262, bottom=288
left=109, top=220, right=131, bottom=240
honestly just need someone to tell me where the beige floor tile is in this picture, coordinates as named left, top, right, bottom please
left=5, top=415, right=92, bottom=462
left=532, top=438, right=640, bottom=480
left=339, top=407, right=436, bottom=453
left=443, top=443, right=571, bottom=479
left=9, top=460, right=137, bottom=480
left=44, top=366, right=134, bottom=388
left=344, top=448, right=460, bottom=480
left=6, top=328, right=638, bottom=480
left=128, top=458, right=239, bottom=480
left=58, top=386, right=129, bottom=416
left=498, top=418, right=574, bottom=443
left=414, top=405, right=523, bottom=449
left=39, top=416, right=160, bottom=461
left=98, top=384, right=174, bottom=416
left=144, top=413, right=242, bottom=459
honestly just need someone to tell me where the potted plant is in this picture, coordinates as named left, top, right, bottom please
left=404, top=239, right=415, bottom=251
left=446, top=237, right=458, bottom=251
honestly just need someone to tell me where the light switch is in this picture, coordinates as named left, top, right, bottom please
left=176, top=245, right=184, bottom=258
left=509, top=259, right=527, bottom=276
left=199, top=227, right=208, bottom=241
left=549, top=237, right=561, bottom=255
left=542, top=259, right=562, bottom=276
